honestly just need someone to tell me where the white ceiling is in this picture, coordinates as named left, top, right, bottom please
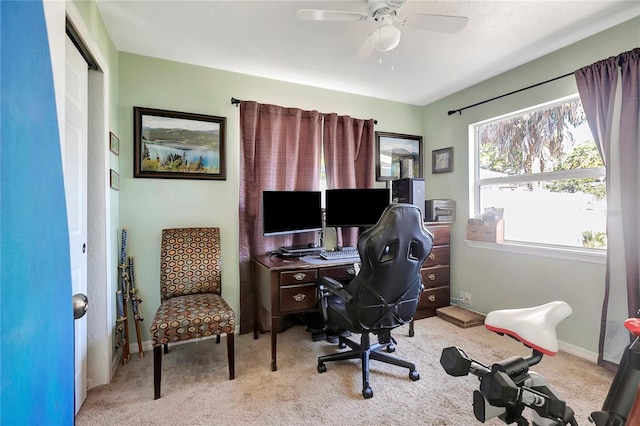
left=95, top=0, right=640, bottom=106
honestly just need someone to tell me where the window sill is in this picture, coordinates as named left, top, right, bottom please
left=464, top=240, right=606, bottom=264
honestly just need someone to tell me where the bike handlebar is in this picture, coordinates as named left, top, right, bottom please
left=440, top=346, right=576, bottom=425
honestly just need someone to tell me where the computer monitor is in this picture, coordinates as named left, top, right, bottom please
left=262, top=190, right=323, bottom=236
left=325, top=188, right=390, bottom=228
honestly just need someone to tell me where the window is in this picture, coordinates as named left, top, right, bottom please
left=471, top=95, right=607, bottom=249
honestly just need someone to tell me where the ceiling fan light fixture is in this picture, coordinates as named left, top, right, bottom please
left=372, top=24, right=401, bottom=52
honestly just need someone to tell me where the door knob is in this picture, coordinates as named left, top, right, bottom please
left=73, top=293, right=89, bottom=319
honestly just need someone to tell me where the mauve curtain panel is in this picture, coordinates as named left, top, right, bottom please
left=238, top=101, right=322, bottom=333
left=323, top=114, right=375, bottom=247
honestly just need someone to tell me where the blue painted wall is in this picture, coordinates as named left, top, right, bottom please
left=1, top=1, right=74, bottom=423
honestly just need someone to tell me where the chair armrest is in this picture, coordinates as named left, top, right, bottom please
left=317, top=276, right=353, bottom=304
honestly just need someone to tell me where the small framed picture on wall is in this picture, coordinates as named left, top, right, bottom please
left=432, top=147, right=453, bottom=173
left=110, top=169, right=120, bottom=191
left=109, top=132, right=119, bottom=155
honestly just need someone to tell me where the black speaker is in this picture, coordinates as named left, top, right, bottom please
left=392, top=178, right=425, bottom=218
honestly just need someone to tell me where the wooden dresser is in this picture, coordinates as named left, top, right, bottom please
left=414, top=222, right=451, bottom=319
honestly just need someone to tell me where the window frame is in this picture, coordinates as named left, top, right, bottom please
left=469, top=94, right=607, bottom=256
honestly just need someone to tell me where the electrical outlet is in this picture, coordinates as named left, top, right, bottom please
left=460, top=291, right=472, bottom=304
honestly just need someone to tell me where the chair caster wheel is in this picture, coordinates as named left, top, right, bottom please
left=338, top=342, right=347, bottom=349
left=386, top=343, right=395, bottom=353
left=317, top=363, right=327, bottom=373
left=362, top=387, right=373, bottom=399
left=409, top=370, right=420, bottom=381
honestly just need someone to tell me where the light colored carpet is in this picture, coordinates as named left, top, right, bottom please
left=76, top=317, right=614, bottom=425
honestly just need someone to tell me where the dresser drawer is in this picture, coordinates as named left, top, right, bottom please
left=280, top=269, right=318, bottom=286
left=319, top=265, right=358, bottom=281
left=419, top=286, right=449, bottom=310
left=423, top=245, right=450, bottom=268
left=425, top=224, right=450, bottom=246
left=280, top=283, right=317, bottom=313
left=421, top=265, right=450, bottom=288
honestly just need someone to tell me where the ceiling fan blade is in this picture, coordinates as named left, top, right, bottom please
left=401, top=14, right=468, bottom=33
left=354, top=32, right=375, bottom=62
left=296, top=9, right=369, bottom=22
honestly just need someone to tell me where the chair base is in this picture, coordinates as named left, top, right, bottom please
left=317, top=332, right=419, bottom=399
left=153, top=333, right=235, bottom=400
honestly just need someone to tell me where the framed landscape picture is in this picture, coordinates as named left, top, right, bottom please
left=375, top=131, right=423, bottom=181
left=133, top=106, right=226, bottom=180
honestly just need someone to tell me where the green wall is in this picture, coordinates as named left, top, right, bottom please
left=423, top=16, right=640, bottom=357
left=117, top=53, right=425, bottom=343
left=113, top=12, right=639, bottom=357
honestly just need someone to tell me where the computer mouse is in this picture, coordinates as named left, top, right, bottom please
left=308, top=242, right=318, bottom=248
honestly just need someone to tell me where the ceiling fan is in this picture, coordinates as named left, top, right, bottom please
left=297, top=0, right=468, bottom=61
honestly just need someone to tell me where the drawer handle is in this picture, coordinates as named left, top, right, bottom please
left=428, top=273, right=436, bottom=281
left=293, top=272, right=306, bottom=281
left=428, top=294, right=436, bottom=302
left=347, top=267, right=356, bottom=275
left=428, top=253, right=436, bottom=260
left=292, top=293, right=306, bottom=302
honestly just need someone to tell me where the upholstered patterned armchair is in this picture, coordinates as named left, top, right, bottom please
left=150, top=227, right=235, bottom=399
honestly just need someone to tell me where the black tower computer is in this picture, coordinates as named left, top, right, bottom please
left=391, top=178, right=425, bottom=219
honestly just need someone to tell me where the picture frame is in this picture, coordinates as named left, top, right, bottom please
left=375, top=131, right=423, bottom=181
left=133, top=106, right=226, bottom=180
left=109, top=131, right=119, bottom=155
left=109, top=169, right=120, bottom=191
left=432, top=147, right=454, bottom=173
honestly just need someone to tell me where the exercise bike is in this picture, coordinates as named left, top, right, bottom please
left=440, top=301, right=640, bottom=425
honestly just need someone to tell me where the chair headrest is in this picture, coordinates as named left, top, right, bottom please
left=357, top=203, right=433, bottom=265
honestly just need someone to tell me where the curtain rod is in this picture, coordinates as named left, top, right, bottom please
left=447, top=71, right=575, bottom=116
left=231, top=97, right=377, bottom=124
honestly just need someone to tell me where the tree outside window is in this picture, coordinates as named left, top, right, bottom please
left=473, top=96, right=607, bottom=249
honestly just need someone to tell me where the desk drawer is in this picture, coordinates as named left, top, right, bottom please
left=425, top=224, right=450, bottom=246
left=423, top=245, right=449, bottom=268
left=280, top=283, right=317, bottom=313
left=419, top=286, right=449, bottom=310
left=280, top=270, right=318, bottom=286
left=421, top=265, right=450, bottom=289
left=319, top=265, right=358, bottom=281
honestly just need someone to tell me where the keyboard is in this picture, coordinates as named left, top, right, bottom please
left=320, top=249, right=360, bottom=260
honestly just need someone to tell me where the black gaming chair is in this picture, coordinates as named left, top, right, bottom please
left=316, top=203, right=434, bottom=399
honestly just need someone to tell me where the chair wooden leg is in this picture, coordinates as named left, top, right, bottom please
left=226, top=333, right=235, bottom=380
left=216, top=334, right=221, bottom=344
left=153, top=346, right=162, bottom=399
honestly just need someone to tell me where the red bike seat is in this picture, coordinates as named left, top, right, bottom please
left=484, top=301, right=573, bottom=356
left=624, top=318, right=640, bottom=337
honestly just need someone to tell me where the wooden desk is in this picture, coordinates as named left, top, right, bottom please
left=251, top=222, right=450, bottom=371
left=251, top=254, right=358, bottom=371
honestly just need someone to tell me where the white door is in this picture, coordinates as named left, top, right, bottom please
left=64, top=36, right=89, bottom=414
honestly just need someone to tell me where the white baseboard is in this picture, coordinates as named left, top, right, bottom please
left=558, top=340, right=599, bottom=363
